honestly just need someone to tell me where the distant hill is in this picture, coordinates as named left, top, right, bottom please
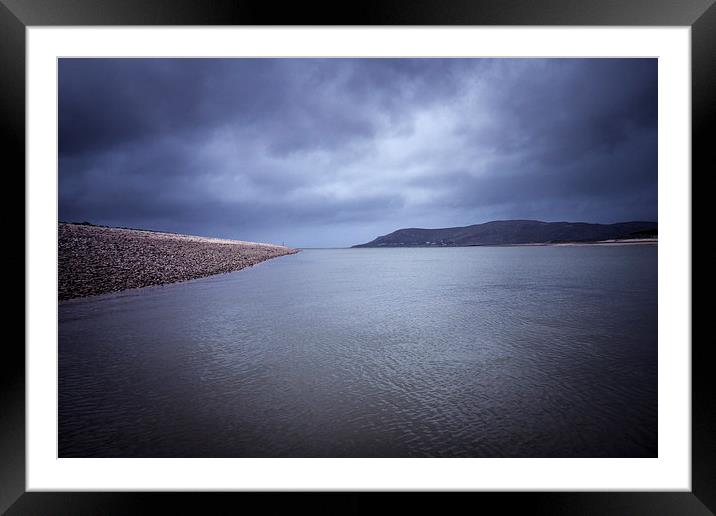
left=352, top=220, right=658, bottom=248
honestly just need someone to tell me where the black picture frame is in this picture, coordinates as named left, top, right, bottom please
left=4, top=0, right=711, bottom=513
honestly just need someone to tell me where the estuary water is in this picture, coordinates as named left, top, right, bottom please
left=59, top=246, right=657, bottom=457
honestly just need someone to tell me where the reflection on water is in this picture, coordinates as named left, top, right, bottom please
left=59, top=246, right=657, bottom=457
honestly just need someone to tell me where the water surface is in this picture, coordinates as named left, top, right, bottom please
left=59, top=246, right=657, bottom=457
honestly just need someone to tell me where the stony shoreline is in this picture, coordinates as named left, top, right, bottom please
left=59, top=223, right=299, bottom=301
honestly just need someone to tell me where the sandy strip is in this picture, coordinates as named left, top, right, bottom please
left=59, top=223, right=299, bottom=301
left=509, top=238, right=658, bottom=247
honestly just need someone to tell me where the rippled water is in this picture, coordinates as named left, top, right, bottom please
left=59, top=246, right=657, bottom=457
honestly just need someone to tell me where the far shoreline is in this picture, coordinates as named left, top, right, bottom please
left=506, top=238, right=658, bottom=247
left=348, top=238, right=657, bottom=249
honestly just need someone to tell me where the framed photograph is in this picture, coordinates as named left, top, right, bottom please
left=6, top=0, right=710, bottom=513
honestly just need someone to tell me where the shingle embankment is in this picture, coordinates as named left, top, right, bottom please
left=59, top=223, right=299, bottom=301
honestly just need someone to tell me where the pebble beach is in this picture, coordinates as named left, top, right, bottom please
left=58, top=223, right=299, bottom=301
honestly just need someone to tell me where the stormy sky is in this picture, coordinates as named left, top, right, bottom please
left=59, top=58, right=657, bottom=248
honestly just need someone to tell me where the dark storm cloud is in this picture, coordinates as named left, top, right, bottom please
left=59, top=58, right=657, bottom=247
